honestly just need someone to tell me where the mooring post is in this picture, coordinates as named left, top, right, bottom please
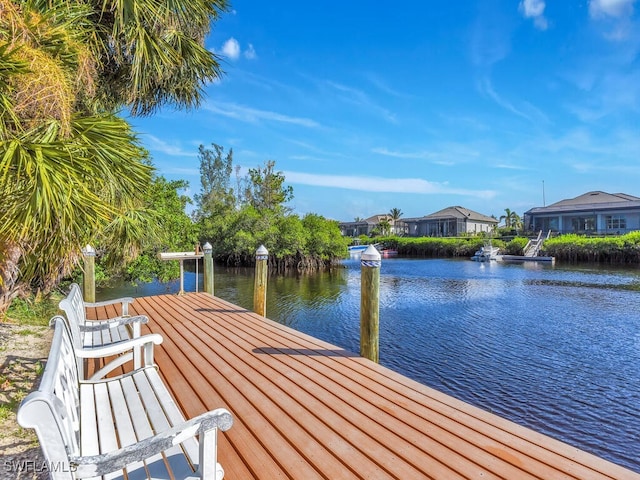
left=360, top=245, right=381, bottom=363
left=253, top=245, right=269, bottom=317
left=203, top=242, right=214, bottom=296
left=82, top=244, right=96, bottom=303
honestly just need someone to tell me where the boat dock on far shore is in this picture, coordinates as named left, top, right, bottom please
left=499, top=254, right=556, bottom=265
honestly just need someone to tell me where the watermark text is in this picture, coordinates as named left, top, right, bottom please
left=3, top=460, right=77, bottom=474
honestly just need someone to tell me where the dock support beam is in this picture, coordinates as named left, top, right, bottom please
left=360, top=245, right=381, bottom=363
left=253, top=245, right=269, bottom=317
left=203, top=242, right=214, bottom=296
left=82, top=244, right=96, bottom=303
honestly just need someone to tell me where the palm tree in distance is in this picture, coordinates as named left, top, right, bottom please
left=500, top=208, right=523, bottom=232
left=377, top=218, right=392, bottom=237
left=389, top=207, right=403, bottom=235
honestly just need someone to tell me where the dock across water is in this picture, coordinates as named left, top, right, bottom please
left=87, top=293, right=639, bottom=479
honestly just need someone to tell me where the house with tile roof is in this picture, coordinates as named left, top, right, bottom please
left=402, top=206, right=497, bottom=237
left=339, top=214, right=402, bottom=237
left=524, top=191, right=640, bottom=234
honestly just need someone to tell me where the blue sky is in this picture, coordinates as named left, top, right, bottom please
left=130, top=0, right=640, bottom=222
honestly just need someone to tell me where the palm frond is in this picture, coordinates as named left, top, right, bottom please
left=0, top=113, right=152, bottom=289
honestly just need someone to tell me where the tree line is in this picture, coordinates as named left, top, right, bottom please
left=193, top=145, right=348, bottom=271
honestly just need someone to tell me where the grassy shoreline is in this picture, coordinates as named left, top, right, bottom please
left=376, top=232, right=640, bottom=264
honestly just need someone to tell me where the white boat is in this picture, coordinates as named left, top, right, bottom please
left=470, top=244, right=500, bottom=262
left=348, top=244, right=369, bottom=253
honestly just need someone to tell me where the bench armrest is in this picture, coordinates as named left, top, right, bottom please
left=85, top=297, right=135, bottom=316
left=69, top=408, right=233, bottom=478
left=78, top=335, right=163, bottom=381
left=75, top=334, right=163, bottom=359
left=80, top=315, right=149, bottom=332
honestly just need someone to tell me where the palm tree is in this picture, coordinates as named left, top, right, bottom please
left=377, top=219, right=392, bottom=236
left=389, top=207, right=403, bottom=235
left=499, top=208, right=522, bottom=232
left=500, top=208, right=514, bottom=228
left=0, top=0, right=228, bottom=310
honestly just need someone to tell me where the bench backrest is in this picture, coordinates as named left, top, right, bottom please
left=17, top=317, right=80, bottom=480
left=58, top=283, right=86, bottom=349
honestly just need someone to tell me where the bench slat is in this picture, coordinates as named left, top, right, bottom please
left=120, top=375, right=171, bottom=480
left=93, top=382, right=121, bottom=480
left=79, top=384, right=101, bottom=480
left=107, top=381, right=149, bottom=480
left=145, top=369, right=200, bottom=464
left=132, top=370, right=196, bottom=479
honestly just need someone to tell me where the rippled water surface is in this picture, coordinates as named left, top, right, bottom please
left=99, top=258, right=640, bottom=472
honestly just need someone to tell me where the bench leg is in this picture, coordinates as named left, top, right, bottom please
left=198, top=428, right=223, bottom=479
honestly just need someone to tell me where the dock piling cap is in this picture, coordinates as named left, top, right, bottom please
left=361, top=245, right=381, bottom=262
left=256, top=244, right=269, bottom=256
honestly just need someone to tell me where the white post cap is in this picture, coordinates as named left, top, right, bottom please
left=361, top=244, right=381, bottom=262
left=256, top=244, right=269, bottom=256
left=203, top=242, right=213, bottom=253
left=82, top=244, right=96, bottom=256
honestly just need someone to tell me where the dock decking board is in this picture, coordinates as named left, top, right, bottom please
left=87, top=293, right=639, bottom=480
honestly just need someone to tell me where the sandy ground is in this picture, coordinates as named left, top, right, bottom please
left=0, top=323, right=52, bottom=480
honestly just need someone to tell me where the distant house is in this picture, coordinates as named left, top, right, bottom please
left=339, top=214, right=398, bottom=237
left=524, top=191, right=640, bottom=235
left=403, top=206, right=497, bottom=237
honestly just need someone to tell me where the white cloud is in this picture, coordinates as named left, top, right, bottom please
left=565, top=69, right=640, bottom=121
left=221, top=38, right=241, bottom=60
left=519, top=0, right=549, bottom=30
left=215, top=38, right=257, bottom=61
left=373, top=143, right=484, bottom=167
left=476, top=76, right=534, bottom=121
left=283, top=171, right=497, bottom=198
left=324, top=80, right=397, bottom=123
left=145, top=135, right=198, bottom=157
left=204, top=102, right=320, bottom=128
left=589, top=0, right=636, bottom=18
left=371, top=148, right=435, bottom=160
left=365, top=74, right=413, bottom=99
left=469, top=12, right=512, bottom=67
left=244, top=44, right=257, bottom=60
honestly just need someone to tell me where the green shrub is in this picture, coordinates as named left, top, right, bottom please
left=376, top=236, right=505, bottom=258
left=543, top=232, right=640, bottom=263
left=505, top=237, right=529, bottom=255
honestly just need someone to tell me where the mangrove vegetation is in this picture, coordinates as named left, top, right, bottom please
left=192, top=144, right=349, bottom=271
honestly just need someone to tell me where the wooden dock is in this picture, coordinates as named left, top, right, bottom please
left=87, top=293, right=639, bottom=479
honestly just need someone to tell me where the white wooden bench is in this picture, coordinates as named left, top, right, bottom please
left=59, top=283, right=150, bottom=379
left=18, top=316, right=233, bottom=480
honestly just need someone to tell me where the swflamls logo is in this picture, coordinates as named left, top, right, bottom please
left=3, top=460, right=77, bottom=473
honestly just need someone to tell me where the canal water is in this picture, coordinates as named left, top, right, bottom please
left=98, top=257, right=640, bottom=473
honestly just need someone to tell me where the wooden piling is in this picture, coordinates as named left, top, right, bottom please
left=360, top=245, right=381, bottom=363
left=82, top=244, right=96, bottom=303
left=253, top=245, right=269, bottom=317
left=203, top=242, right=214, bottom=296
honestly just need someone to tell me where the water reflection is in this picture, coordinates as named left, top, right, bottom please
left=97, top=258, right=640, bottom=473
